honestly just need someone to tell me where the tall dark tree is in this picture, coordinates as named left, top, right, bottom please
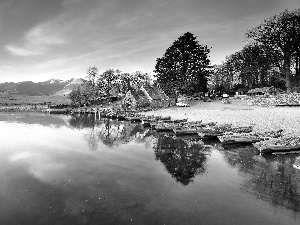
left=154, top=32, right=211, bottom=96
left=246, top=8, right=300, bottom=92
left=231, top=45, right=273, bottom=88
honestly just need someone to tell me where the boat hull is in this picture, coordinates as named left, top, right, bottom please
left=218, top=136, right=260, bottom=145
left=257, top=144, right=300, bottom=154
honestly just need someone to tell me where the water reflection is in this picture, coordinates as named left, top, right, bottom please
left=0, top=112, right=68, bottom=127
left=68, top=113, right=96, bottom=129
left=153, top=135, right=210, bottom=185
left=68, top=114, right=210, bottom=185
left=69, top=114, right=152, bottom=148
left=1, top=112, right=300, bottom=224
left=221, top=147, right=300, bottom=213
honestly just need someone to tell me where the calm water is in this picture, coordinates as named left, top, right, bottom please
left=0, top=112, right=300, bottom=225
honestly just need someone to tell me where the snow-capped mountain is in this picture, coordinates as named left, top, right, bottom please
left=54, top=78, right=85, bottom=96
left=0, top=78, right=84, bottom=96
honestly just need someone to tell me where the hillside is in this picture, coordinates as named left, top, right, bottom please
left=0, top=78, right=83, bottom=96
left=54, top=78, right=85, bottom=96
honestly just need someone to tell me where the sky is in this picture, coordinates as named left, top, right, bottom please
left=0, top=0, right=299, bottom=83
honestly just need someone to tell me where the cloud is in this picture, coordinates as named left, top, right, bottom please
left=5, top=45, right=40, bottom=56
left=4, top=22, right=65, bottom=56
left=26, top=26, right=65, bottom=46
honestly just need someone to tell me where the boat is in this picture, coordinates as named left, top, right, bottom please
left=160, top=116, right=172, bottom=121
left=173, top=128, right=202, bottom=136
left=141, top=117, right=157, bottom=127
left=106, top=113, right=118, bottom=119
left=198, top=129, right=224, bottom=138
left=253, top=143, right=300, bottom=154
left=156, top=123, right=176, bottom=133
left=230, top=126, right=254, bottom=133
left=125, top=116, right=142, bottom=123
left=218, top=134, right=260, bottom=145
left=173, top=118, right=188, bottom=123
left=142, top=121, right=152, bottom=127
left=117, top=115, right=127, bottom=121
left=173, top=134, right=203, bottom=140
left=198, top=122, right=217, bottom=127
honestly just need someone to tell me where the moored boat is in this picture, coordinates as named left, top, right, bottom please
left=160, top=116, right=172, bottom=121
left=173, top=128, right=202, bottom=136
left=198, top=129, right=224, bottom=138
left=117, top=114, right=127, bottom=120
left=142, top=121, right=151, bottom=127
left=173, top=134, right=203, bottom=140
left=218, top=134, right=260, bottom=145
left=230, top=126, right=254, bottom=133
left=253, top=143, right=300, bottom=154
left=156, top=123, right=176, bottom=133
left=125, top=116, right=142, bottom=123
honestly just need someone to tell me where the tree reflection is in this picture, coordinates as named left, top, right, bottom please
left=68, top=113, right=96, bottom=129
left=68, top=115, right=156, bottom=150
left=95, top=119, right=152, bottom=147
left=67, top=115, right=212, bottom=185
left=221, top=148, right=300, bottom=212
left=153, top=135, right=210, bottom=185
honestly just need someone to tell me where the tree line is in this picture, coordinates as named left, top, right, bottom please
left=210, top=8, right=300, bottom=93
left=70, top=68, right=152, bottom=106
left=70, top=7, right=299, bottom=106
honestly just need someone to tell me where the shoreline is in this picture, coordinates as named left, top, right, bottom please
left=142, top=100, right=300, bottom=137
left=2, top=99, right=300, bottom=138
left=0, top=103, right=48, bottom=112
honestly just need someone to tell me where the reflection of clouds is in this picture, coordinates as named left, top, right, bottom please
left=1, top=122, right=91, bottom=152
left=0, top=121, right=111, bottom=184
left=9, top=152, right=34, bottom=162
left=9, top=152, right=66, bottom=181
left=3, top=117, right=300, bottom=224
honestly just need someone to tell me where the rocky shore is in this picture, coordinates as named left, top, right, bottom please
left=142, top=100, right=300, bottom=138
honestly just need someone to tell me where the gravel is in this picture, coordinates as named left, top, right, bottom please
left=142, top=100, right=300, bottom=137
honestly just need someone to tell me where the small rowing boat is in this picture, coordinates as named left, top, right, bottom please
left=198, top=129, right=223, bottom=138
left=218, top=134, right=260, bottom=145
left=173, top=128, right=201, bottom=136
left=253, top=143, right=300, bottom=154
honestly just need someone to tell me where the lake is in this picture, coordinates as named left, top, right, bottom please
left=0, top=112, right=300, bottom=225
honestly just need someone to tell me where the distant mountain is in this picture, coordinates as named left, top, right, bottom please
left=0, top=78, right=84, bottom=96
left=54, top=78, right=85, bottom=96
left=0, top=82, right=18, bottom=93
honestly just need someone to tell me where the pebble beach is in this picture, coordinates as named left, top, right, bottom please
left=143, top=99, right=300, bottom=137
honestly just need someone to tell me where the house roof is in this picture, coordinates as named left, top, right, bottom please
left=144, top=86, right=169, bottom=100
left=237, top=88, right=250, bottom=92
left=125, top=85, right=169, bottom=102
left=247, top=87, right=275, bottom=94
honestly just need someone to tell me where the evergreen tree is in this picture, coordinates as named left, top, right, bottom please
left=154, top=32, right=211, bottom=96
